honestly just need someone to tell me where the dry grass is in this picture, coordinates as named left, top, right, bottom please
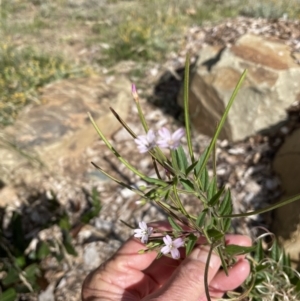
left=0, top=0, right=299, bottom=126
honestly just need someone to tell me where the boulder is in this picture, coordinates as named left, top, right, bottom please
left=181, top=34, right=300, bottom=141
left=272, top=128, right=300, bottom=267
left=0, top=76, right=132, bottom=191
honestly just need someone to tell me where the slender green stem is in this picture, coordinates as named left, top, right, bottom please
left=183, top=53, right=194, bottom=162
left=88, top=112, right=166, bottom=186
left=220, top=193, right=300, bottom=218
left=110, top=107, right=137, bottom=138
left=196, top=70, right=247, bottom=179
left=204, top=243, right=220, bottom=301
left=132, top=86, right=149, bottom=132
left=91, top=162, right=144, bottom=197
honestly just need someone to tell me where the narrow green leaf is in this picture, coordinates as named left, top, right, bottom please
left=171, top=149, right=180, bottom=172
left=254, top=240, right=264, bottom=263
left=175, top=146, right=188, bottom=173
left=256, top=263, right=269, bottom=273
left=271, top=240, right=280, bottom=261
left=186, top=160, right=199, bottom=175
left=168, top=216, right=183, bottom=231
left=1, top=288, right=17, bottom=301
left=221, top=192, right=300, bottom=218
left=195, top=148, right=209, bottom=176
left=196, top=210, right=207, bottom=227
left=186, top=234, right=197, bottom=256
left=180, top=178, right=194, bottom=192
left=218, top=190, right=232, bottom=216
left=206, top=228, right=223, bottom=241
left=196, top=70, right=247, bottom=179
left=208, top=187, right=225, bottom=207
left=59, top=213, right=71, bottom=231
left=225, top=244, right=256, bottom=256
left=183, top=53, right=194, bottom=162
left=81, top=187, right=102, bottom=223
left=223, top=218, right=232, bottom=233
left=200, top=167, right=209, bottom=192
left=24, top=263, right=39, bottom=280
left=37, top=242, right=51, bottom=260
left=88, top=112, right=167, bottom=187
left=63, top=232, right=77, bottom=256
left=15, top=255, right=26, bottom=268
left=207, top=177, right=217, bottom=201
left=2, top=268, right=19, bottom=286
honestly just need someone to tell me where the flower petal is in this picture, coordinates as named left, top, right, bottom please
left=170, top=248, right=180, bottom=259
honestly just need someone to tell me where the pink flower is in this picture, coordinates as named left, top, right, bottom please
left=156, top=128, right=185, bottom=150
left=134, top=129, right=156, bottom=153
left=133, top=221, right=153, bottom=243
left=131, top=83, right=138, bottom=97
left=161, top=235, right=185, bottom=259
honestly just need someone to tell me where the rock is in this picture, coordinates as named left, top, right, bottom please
left=272, top=128, right=300, bottom=267
left=0, top=76, right=132, bottom=196
left=181, top=34, right=300, bottom=141
left=82, top=240, right=121, bottom=271
left=38, top=283, right=55, bottom=301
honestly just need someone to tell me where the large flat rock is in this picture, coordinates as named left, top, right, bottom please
left=180, top=34, right=300, bottom=141
left=0, top=76, right=132, bottom=192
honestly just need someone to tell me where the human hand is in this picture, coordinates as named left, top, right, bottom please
left=82, top=223, right=251, bottom=301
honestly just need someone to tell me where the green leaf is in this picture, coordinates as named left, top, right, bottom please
left=183, top=54, right=194, bottom=162
left=207, top=177, right=217, bottom=201
left=218, top=190, right=232, bottom=216
left=37, top=241, right=51, bottom=260
left=271, top=240, right=280, bottom=262
left=196, top=210, right=207, bottom=228
left=195, top=70, right=247, bottom=179
left=59, top=213, right=71, bottom=231
left=81, top=188, right=102, bottom=223
left=15, top=255, right=26, bottom=268
left=206, top=228, right=223, bottom=241
left=174, top=146, right=188, bottom=173
left=254, top=240, right=264, bottom=263
left=222, top=218, right=232, bottom=232
left=2, top=267, right=19, bottom=286
left=186, top=234, right=197, bottom=256
left=194, top=148, right=209, bottom=177
left=1, top=288, right=17, bottom=301
left=185, top=160, right=199, bottom=175
left=180, top=178, right=194, bottom=192
left=200, top=167, right=209, bottom=192
left=171, top=149, right=180, bottom=172
left=63, top=232, right=77, bottom=256
left=225, top=244, right=256, bottom=256
left=168, top=216, right=183, bottom=231
left=208, top=187, right=225, bottom=207
left=256, top=263, right=269, bottom=273
left=24, top=263, right=39, bottom=284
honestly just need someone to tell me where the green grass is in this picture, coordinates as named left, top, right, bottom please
left=0, top=0, right=300, bottom=127
left=0, top=41, right=93, bottom=127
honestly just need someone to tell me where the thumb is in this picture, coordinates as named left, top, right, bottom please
left=146, top=245, right=221, bottom=301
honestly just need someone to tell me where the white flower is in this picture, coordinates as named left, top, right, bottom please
left=156, top=127, right=185, bottom=150
left=161, top=235, right=185, bottom=259
left=134, top=129, right=156, bottom=153
left=133, top=221, right=153, bottom=243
